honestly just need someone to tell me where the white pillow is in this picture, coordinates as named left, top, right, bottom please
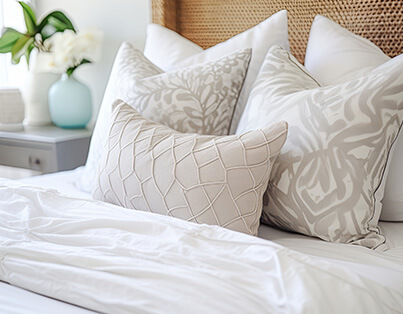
left=143, top=10, right=289, bottom=133
left=304, top=15, right=390, bottom=86
left=238, top=45, right=403, bottom=250
left=93, top=100, right=288, bottom=236
left=143, top=23, right=203, bottom=70
left=76, top=43, right=251, bottom=193
left=305, top=15, right=403, bottom=222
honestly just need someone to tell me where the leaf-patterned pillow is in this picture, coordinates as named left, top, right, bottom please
left=237, top=45, right=403, bottom=250
left=76, top=42, right=251, bottom=193
left=130, top=45, right=251, bottom=135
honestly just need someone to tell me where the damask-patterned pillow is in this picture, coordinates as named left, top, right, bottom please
left=76, top=42, right=251, bottom=193
left=237, top=45, right=403, bottom=250
left=93, top=100, right=288, bottom=236
left=305, top=15, right=403, bottom=222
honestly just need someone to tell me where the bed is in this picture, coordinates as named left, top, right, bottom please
left=1, top=0, right=403, bottom=313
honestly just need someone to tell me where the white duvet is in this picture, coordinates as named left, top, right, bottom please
left=1, top=179, right=402, bottom=314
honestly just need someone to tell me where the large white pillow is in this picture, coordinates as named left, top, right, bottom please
left=93, top=100, right=288, bottom=236
left=305, top=15, right=403, bottom=222
left=237, top=45, right=403, bottom=250
left=143, top=10, right=289, bottom=133
left=304, top=15, right=390, bottom=86
left=76, top=42, right=251, bottom=193
left=143, top=23, right=203, bottom=70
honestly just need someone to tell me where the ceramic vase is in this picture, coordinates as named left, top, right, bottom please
left=22, top=52, right=60, bottom=126
left=48, top=73, right=92, bottom=129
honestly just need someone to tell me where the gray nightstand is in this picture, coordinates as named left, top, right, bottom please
left=0, top=125, right=92, bottom=174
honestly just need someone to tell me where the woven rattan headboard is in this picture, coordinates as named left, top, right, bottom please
left=151, top=0, right=402, bottom=63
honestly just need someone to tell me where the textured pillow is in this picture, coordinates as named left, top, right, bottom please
left=237, top=45, right=403, bottom=250
left=305, top=15, right=403, bottom=222
left=76, top=42, right=251, bottom=193
left=143, top=10, right=289, bottom=134
left=93, top=100, right=288, bottom=236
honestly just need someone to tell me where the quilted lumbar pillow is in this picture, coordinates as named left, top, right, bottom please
left=76, top=42, right=251, bottom=193
left=93, top=100, right=288, bottom=236
left=305, top=15, right=403, bottom=222
left=143, top=10, right=289, bottom=134
left=237, top=45, right=403, bottom=250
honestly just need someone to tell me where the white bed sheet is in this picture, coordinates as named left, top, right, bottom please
left=18, top=167, right=91, bottom=199
left=20, top=169, right=403, bottom=251
left=0, top=281, right=95, bottom=314
left=1, top=171, right=401, bottom=313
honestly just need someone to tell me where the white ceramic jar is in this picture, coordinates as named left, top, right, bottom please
left=0, top=88, right=25, bottom=131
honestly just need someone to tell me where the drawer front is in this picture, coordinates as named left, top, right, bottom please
left=0, top=141, right=56, bottom=172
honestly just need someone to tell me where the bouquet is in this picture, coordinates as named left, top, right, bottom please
left=0, top=1, right=101, bottom=74
left=44, top=29, right=102, bottom=76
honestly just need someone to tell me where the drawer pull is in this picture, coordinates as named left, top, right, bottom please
left=28, top=156, right=41, bottom=166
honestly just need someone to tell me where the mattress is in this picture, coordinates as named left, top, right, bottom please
left=1, top=170, right=401, bottom=313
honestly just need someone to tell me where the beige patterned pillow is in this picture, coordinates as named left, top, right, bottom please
left=237, top=45, right=403, bottom=249
left=93, top=100, right=288, bottom=236
left=76, top=42, right=251, bottom=193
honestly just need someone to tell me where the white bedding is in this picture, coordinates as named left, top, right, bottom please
left=0, top=281, right=94, bottom=314
left=18, top=167, right=90, bottom=199
left=1, top=177, right=403, bottom=313
left=20, top=169, right=403, bottom=250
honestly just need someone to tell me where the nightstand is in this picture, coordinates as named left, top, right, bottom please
left=0, top=125, right=92, bottom=174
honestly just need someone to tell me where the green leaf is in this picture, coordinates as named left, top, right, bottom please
left=80, top=59, right=91, bottom=66
left=38, top=11, right=75, bottom=40
left=18, top=1, right=37, bottom=34
left=0, top=28, right=24, bottom=53
left=25, top=42, right=35, bottom=67
left=11, top=35, right=34, bottom=64
left=66, top=59, right=91, bottom=76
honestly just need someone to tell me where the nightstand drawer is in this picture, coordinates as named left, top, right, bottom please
left=0, top=126, right=91, bottom=174
left=0, top=139, right=55, bottom=172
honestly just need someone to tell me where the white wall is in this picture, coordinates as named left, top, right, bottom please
left=36, top=0, right=151, bottom=125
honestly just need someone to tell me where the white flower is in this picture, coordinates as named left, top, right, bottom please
left=43, top=29, right=103, bottom=74
left=74, top=29, right=103, bottom=62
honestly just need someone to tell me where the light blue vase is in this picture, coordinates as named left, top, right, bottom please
left=48, top=73, right=92, bottom=129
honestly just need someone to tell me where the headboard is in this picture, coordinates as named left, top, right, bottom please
left=151, top=0, right=402, bottom=63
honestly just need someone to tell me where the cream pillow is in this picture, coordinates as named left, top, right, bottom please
left=237, top=45, right=403, bottom=250
left=143, top=10, right=289, bottom=133
left=93, top=100, right=288, bottom=236
left=305, top=15, right=403, bottom=222
left=76, top=42, right=251, bottom=193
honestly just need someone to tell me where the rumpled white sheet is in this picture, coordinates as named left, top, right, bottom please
left=1, top=179, right=402, bottom=314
